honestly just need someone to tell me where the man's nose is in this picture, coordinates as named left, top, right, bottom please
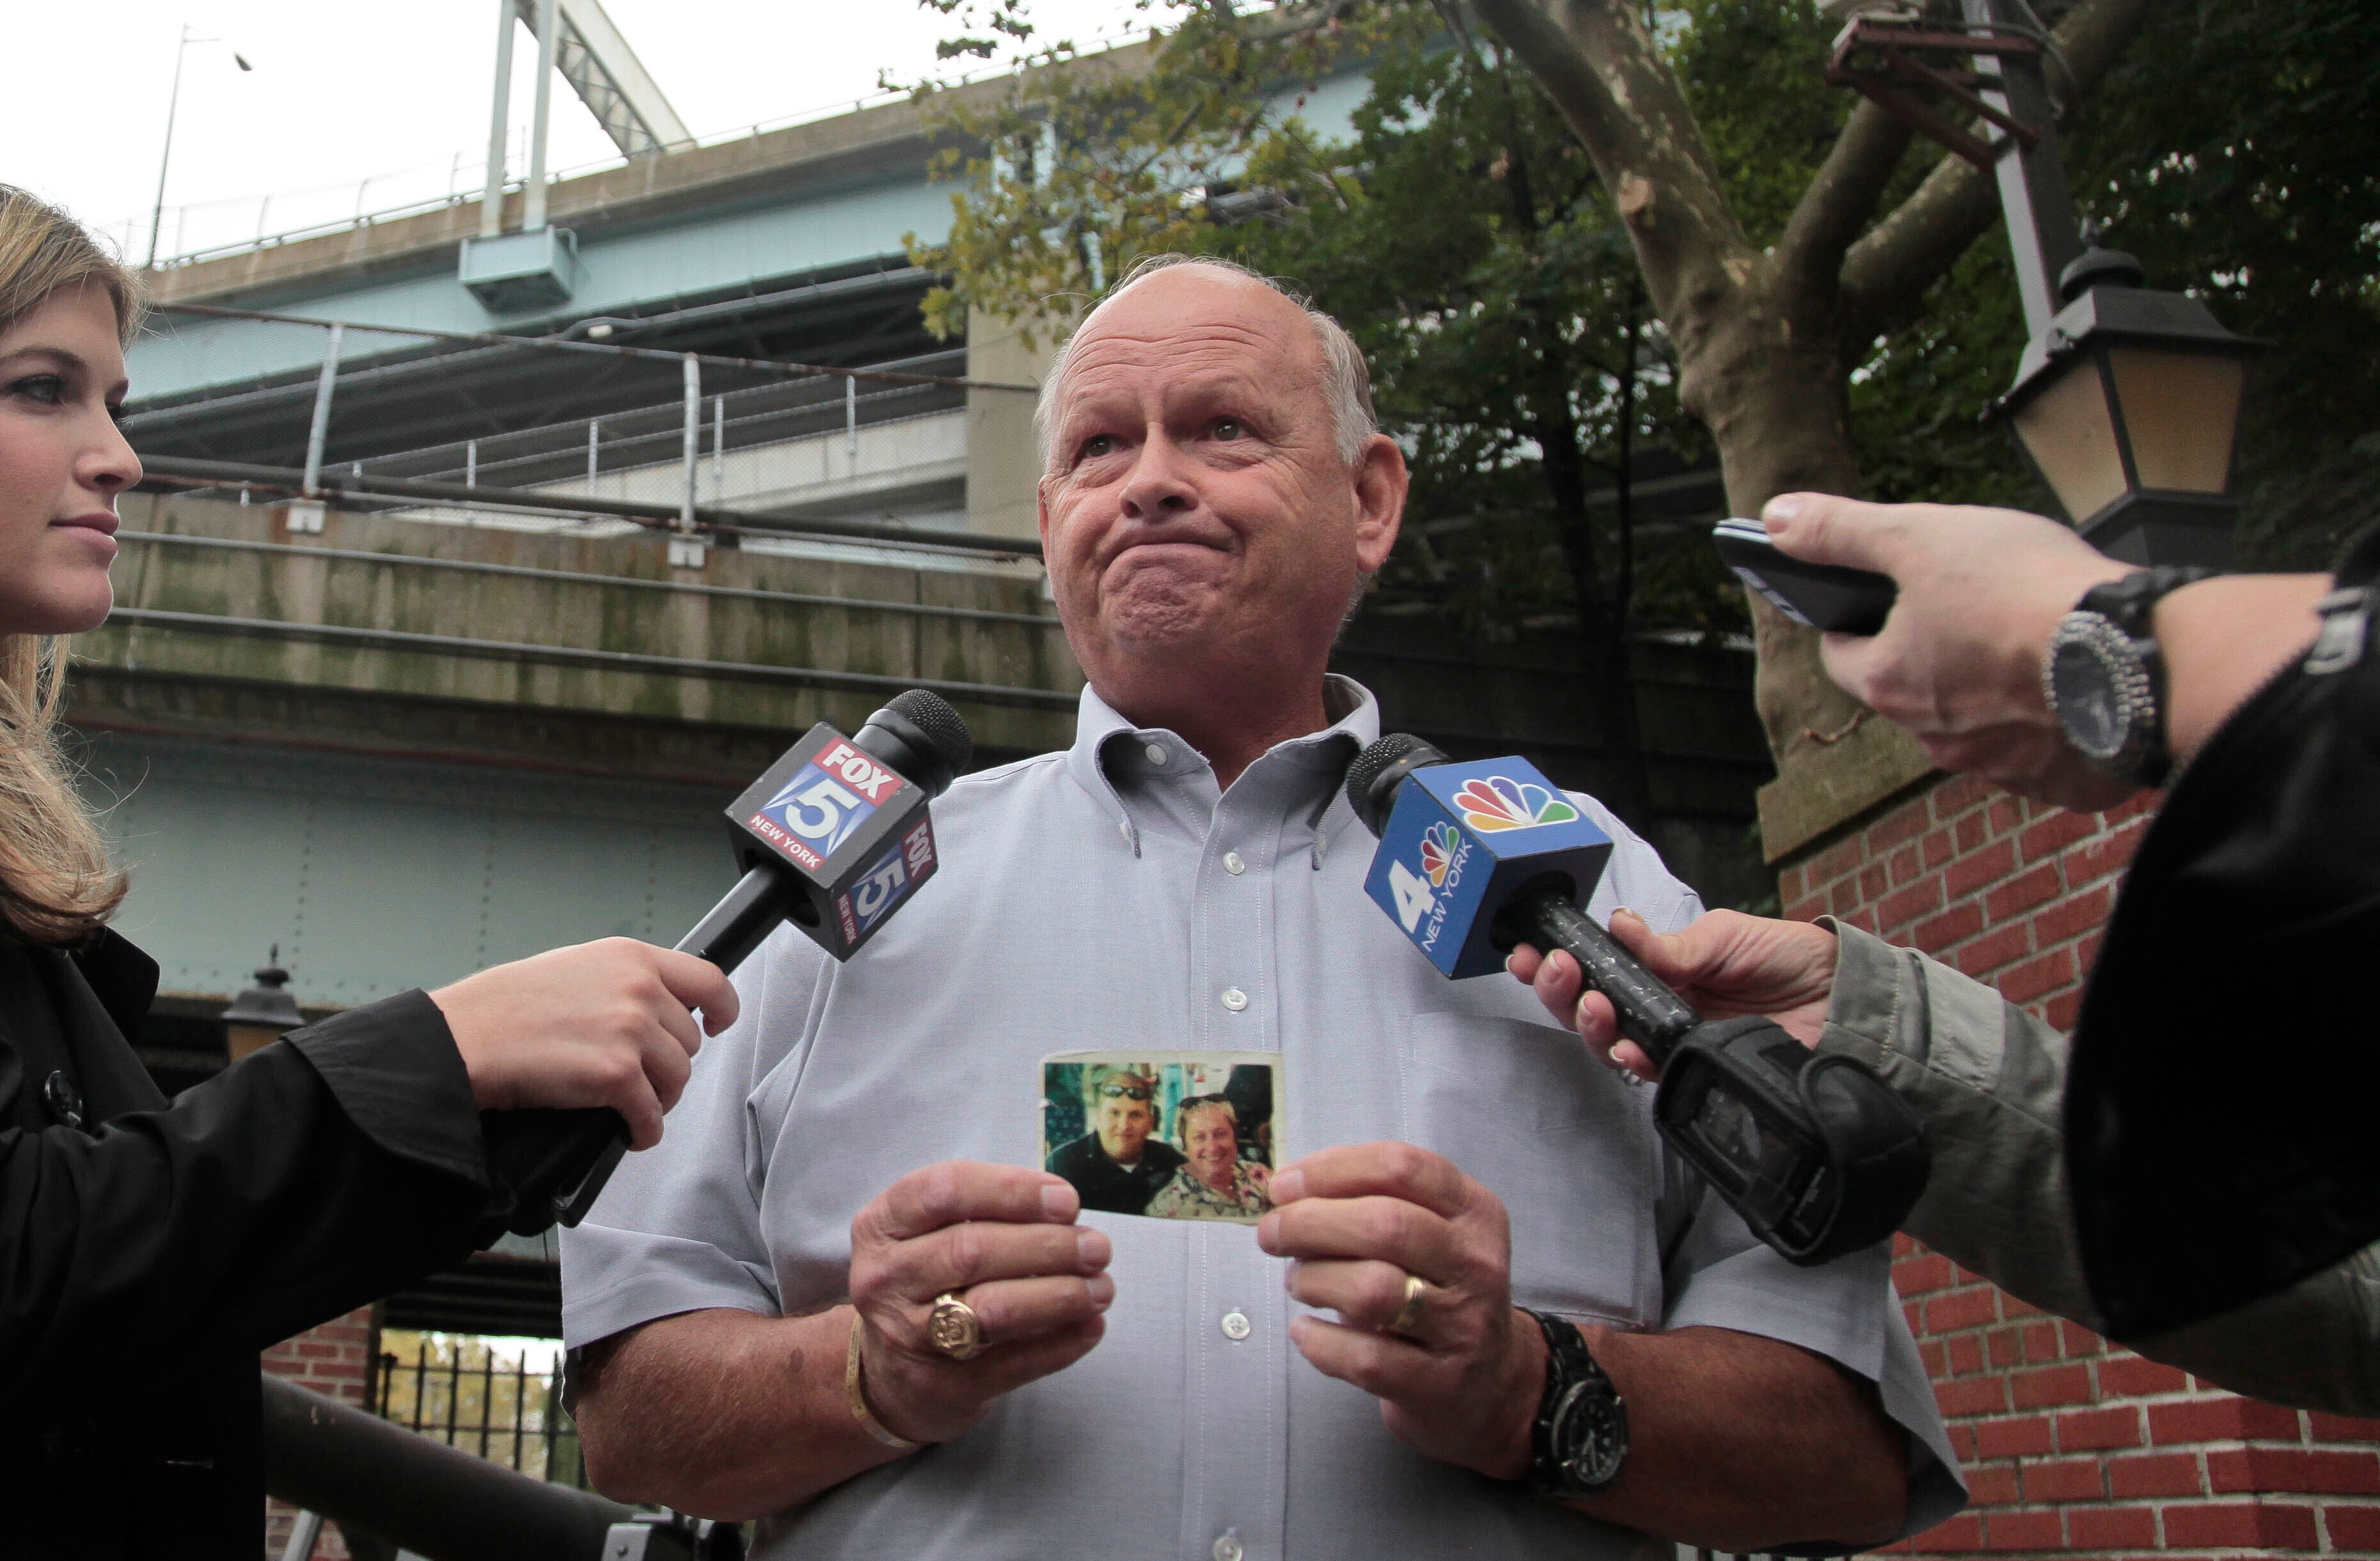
left=1119, top=434, right=1195, bottom=521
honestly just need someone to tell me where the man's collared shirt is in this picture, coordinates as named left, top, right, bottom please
left=563, top=678, right=1963, bottom=1561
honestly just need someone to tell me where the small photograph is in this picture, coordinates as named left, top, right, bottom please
left=1041, top=1051, right=1282, bottom=1223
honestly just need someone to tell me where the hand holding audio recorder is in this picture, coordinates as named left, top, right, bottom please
left=1713, top=516, right=1897, bottom=636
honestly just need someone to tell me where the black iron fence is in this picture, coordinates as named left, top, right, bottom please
left=369, top=1335, right=587, bottom=1489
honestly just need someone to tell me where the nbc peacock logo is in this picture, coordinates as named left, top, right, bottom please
left=1454, top=776, right=1581, bottom=833
left=1420, top=822, right=1458, bottom=887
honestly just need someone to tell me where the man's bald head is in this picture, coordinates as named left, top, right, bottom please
left=1034, top=255, right=1378, bottom=473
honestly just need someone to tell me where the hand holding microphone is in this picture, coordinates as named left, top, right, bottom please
left=487, top=690, right=974, bottom=1234
left=1345, top=735, right=1928, bottom=1265
left=430, top=940, right=739, bottom=1150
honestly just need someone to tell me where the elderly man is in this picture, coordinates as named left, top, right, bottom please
left=560, top=256, right=1962, bottom=1558
left=1048, top=1062, right=1183, bottom=1214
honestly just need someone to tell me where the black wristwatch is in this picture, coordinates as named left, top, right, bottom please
left=2042, top=567, right=2212, bottom=787
left=1518, top=1309, right=1628, bottom=1498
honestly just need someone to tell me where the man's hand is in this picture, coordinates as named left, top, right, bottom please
left=430, top=938, right=739, bottom=1149
left=1507, top=909, right=1840, bottom=1083
left=849, top=1162, right=1114, bottom=1445
left=1257, top=1142, right=1540, bottom=1479
left=1762, top=492, right=2137, bottom=811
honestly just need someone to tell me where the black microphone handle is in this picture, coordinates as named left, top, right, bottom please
left=677, top=864, right=800, bottom=970
left=1504, top=884, right=1701, bottom=1065
left=496, top=867, right=795, bottom=1232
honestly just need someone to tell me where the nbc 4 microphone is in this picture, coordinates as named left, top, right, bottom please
left=487, top=689, right=973, bottom=1235
left=1346, top=733, right=1928, bottom=1266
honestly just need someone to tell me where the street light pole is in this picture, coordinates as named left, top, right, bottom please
left=145, top=25, right=193, bottom=271
left=145, top=23, right=253, bottom=271
left=1959, top=0, right=2081, bottom=338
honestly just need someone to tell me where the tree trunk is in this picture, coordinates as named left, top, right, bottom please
left=1674, top=265, right=1873, bottom=770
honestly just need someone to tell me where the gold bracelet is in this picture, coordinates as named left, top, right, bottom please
left=844, top=1312, right=921, bottom=1451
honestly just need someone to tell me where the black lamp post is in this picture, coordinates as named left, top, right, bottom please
left=222, top=947, right=304, bottom=1063
left=1990, top=244, right=2263, bottom=567
left=1827, top=0, right=2262, bottom=566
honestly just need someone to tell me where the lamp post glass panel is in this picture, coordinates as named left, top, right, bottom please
left=1994, top=247, right=2263, bottom=569
left=221, top=950, right=304, bottom=1063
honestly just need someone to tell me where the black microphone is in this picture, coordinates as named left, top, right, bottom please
left=1346, top=732, right=1928, bottom=1265
left=484, top=691, right=973, bottom=1235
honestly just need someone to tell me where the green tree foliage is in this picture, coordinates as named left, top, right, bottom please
left=1679, top=0, right=2380, bottom=563
left=911, top=0, right=2378, bottom=776
left=904, top=3, right=1407, bottom=347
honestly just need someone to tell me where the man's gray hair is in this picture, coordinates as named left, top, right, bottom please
left=1033, top=254, right=1379, bottom=473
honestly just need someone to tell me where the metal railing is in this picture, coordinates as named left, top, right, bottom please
left=369, top=1336, right=586, bottom=1489
left=132, top=302, right=1039, bottom=562
left=113, top=7, right=1160, bottom=272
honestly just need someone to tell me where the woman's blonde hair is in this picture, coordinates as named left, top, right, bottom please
left=0, top=185, right=141, bottom=943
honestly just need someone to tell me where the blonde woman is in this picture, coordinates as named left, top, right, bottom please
left=1144, top=1094, right=1271, bottom=1221
left=0, top=185, right=739, bottom=1559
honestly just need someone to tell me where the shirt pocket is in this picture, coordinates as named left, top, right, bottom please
left=1401, top=1011, right=1662, bottom=1328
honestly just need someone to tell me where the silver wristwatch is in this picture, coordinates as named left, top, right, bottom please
left=2042, top=567, right=2212, bottom=788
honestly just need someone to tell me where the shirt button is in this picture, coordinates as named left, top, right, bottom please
left=1117, top=817, right=1133, bottom=845
left=1222, top=851, right=1246, bottom=875
left=1220, top=987, right=1249, bottom=1012
left=1144, top=742, right=1169, bottom=766
left=1213, top=1536, right=1243, bottom=1561
left=1220, top=1309, right=1252, bottom=1341
left=43, top=1070, right=84, bottom=1130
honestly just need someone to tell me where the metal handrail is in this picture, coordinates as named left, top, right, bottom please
left=261, top=1372, right=640, bottom=1560
left=134, top=455, right=1046, bottom=559
left=115, top=529, right=1065, bottom=628
left=104, top=606, right=1081, bottom=712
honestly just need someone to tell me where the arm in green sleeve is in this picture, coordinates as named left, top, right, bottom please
left=1814, top=918, right=2380, bottom=1416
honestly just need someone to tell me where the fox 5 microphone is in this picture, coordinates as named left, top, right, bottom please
left=486, top=690, right=973, bottom=1235
left=1345, top=733, right=1928, bottom=1265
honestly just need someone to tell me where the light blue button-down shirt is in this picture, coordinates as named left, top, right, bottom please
left=563, top=678, right=1963, bottom=1560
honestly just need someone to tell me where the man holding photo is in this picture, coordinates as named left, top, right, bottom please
left=560, top=257, right=1962, bottom=1558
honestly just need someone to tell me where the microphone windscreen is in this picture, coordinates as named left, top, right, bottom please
left=1346, top=732, right=1436, bottom=835
left=886, top=688, right=973, bottom=777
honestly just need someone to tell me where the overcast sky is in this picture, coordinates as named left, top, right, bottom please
left=8, top=0, right=1147, bottom=262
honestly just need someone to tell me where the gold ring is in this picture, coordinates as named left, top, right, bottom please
left=1389, top=1273, right=1428, bottom=1335
left=927, top=1291, right=985, bottom=1360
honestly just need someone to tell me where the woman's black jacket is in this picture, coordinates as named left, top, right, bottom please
left=0, top=927, right=499, bottom=1558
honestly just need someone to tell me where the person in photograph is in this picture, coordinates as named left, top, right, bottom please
left=1044, top=1062, right=1183, bottom=1215
left=1146, top=1094, right=1270, bottom=1221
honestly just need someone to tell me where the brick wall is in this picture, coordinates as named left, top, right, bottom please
left=261, top=1306, right=375, bottom=1560
left=1779, top=774, right=2380, bottom=1557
